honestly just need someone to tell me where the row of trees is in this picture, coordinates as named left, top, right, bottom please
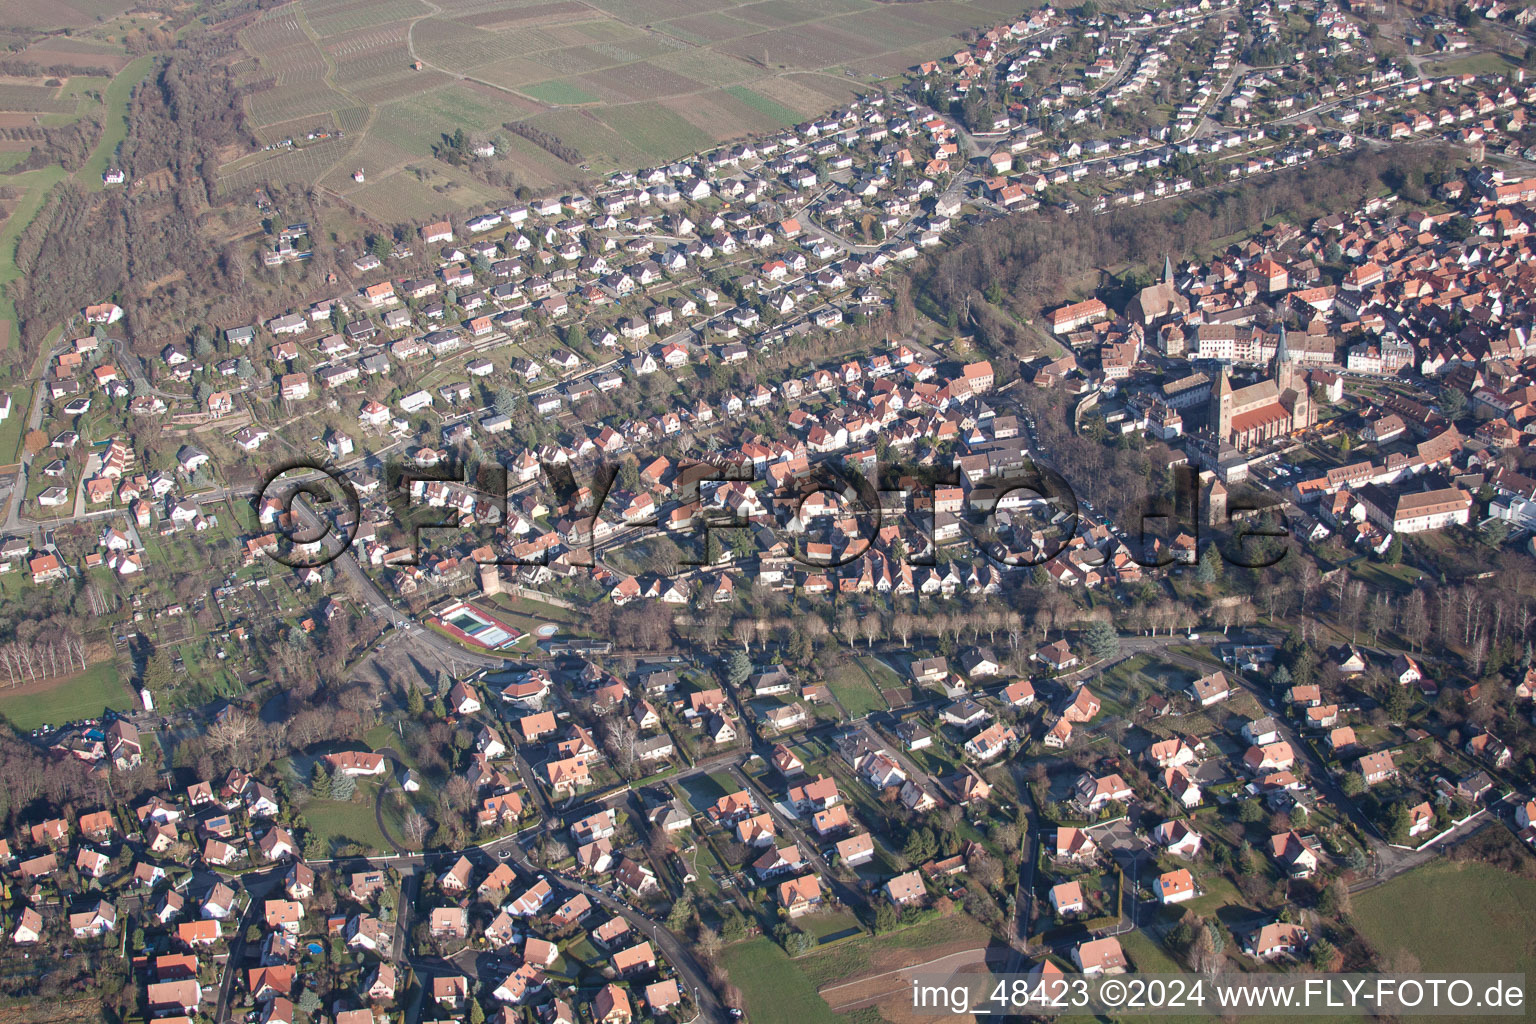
left=0, top=616, right=90, bottom=686
left=503, top=120, right=582, bottom=165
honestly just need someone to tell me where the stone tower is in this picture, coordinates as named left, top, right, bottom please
left=479, top=563, right=503, bottom=596
left=1201, top=471, right=1228, bottom=529
left=1210, top=368, right=1233, bottom=442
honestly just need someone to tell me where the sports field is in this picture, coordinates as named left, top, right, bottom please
left=0, top=661, right=131, bottom=731
left=224, top=0, right=1034, bottom=212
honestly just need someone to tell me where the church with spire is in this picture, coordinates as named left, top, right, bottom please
left=1208, top=325, right=1314, bottom=449
left=1127, top=254, right=1190, bottom=326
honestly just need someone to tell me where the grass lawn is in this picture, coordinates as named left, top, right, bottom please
left=484, top=593, right=591, bottom=639
left=492, top=592, right=585, bottom=623
left=1424, top=52, right=1516, bottom=78
left=0, top=167, right=67, bottom=349
left=378, top=790, right=427, bottom=851
left=799, top=910, right=863, bottom=944
left=723, top=937, right=840, bottom=1024
left=0, top=384, right=31, bottom=463
left=676, top=774, right=728, bottom=814
left=565, top=934, right=603, bottom=968
left=859, top=656, right=902, bottom=685
left=303, top=795, right=392, bottom=855
left=79, top=55, right=157, bottom=188
left=0, top=661, right=130, bottom=730
left=1096, top=653, right=1152, bottom=685
left=1180, top=870, right=1246, bottom=917
left=824, top=659, right=886, bottom=717
left=1090, top=653, right=1157, bottom=713
left=364, top=723, right=405, bottom=754
left=1167, top=645, right=1224, bottom=668
left=1118, top=928, right=1183, bottom=972
left=1355, top=860, right=1536, bottom=976
left=1351, top=560, right=1424, bottom=591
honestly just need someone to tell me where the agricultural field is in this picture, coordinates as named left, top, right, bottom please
left=1354, top=859, right=1536, bottom=977
left=3, top=0, right=136, bottom=31
left=0, top=85, right=77, bottom=116
left=720, top=914, right=1001, bottom=1024
left=796, top=913, right=993, bottom=989
left=723, top=938, right=842, bottom=1024
left=17, top=38, right=133, bottom=75
left=723, top=84, right=804, bottom=127
left=223, top=0, right=1029, bottom=215
left=518, top=80, right=602, bottom=106
left=1421, top=52, right=1518, bottom=79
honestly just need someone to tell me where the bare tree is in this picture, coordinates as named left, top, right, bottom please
left=1189, top=922, right=1224, bottom=976
left=1343, top=580, right=1366, bottom=642
left=646, top=823, right=671, bottom=867
left=1460, top=587, right=1482, bottom=646
left=836, top=607, right=859, bottom=648
left=603, top=715, right=639, bottom=777
left=697, top=926, right=722, bottom=960
left=208, top=711, right=257, bottom=767
left=1436, top=591, right=1457, bottom=647
left=1366, top=592, right=1392, bottom=645
left=444, top=775, right=473, bottom=813
left=802, top=613, right=829, bottom=648
left=402, top=810, right=429, bottom=847
left=1297, top=558, right=1320, bottom=611
left=968, top=848, right=1003, bottom=890
left=1402, top=590, right=1429, bottom=652
left=1470, top=628, right=1489, bottom=677
left=860, top=613, right=882, bottom=649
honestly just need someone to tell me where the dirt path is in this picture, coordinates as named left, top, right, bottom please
left=820, top=946, right=994, bottom=1012
left=293, top=3, right=377, bottom=188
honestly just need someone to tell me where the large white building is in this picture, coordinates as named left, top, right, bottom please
left=1359, top=486, right=1471, bottom=534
